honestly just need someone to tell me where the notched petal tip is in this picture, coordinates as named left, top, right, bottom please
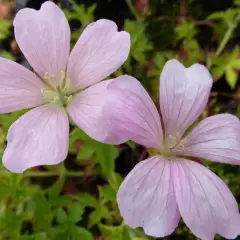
left=173, top=159, right=240, bottom=240
left=164, top=59, right=183, bottom=67
left=160, top=58, right=213, bottom=137
left=13, top=0, right=70, bottom=82
left=117, top=157, right=180, bottom=238
left=67, top=19, right=131, bottom=90
left=87, top=18, right=118, bottom=30
left=187, top=63, right=213, bottom=86
left=13, top=1, right=58, bottom=26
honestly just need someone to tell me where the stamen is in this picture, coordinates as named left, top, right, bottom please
left=41, top=88, right=57, bottom=102
left=62, top=76, right=71, bottom=93
left=44, top=72, right=56, bottom=88
left=42, top=70, right=73, bottom=108
left=51, top=95, right=60, bottom=104
left=60, top=71, right=66, bottom=90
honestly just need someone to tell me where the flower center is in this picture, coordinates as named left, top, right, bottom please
left=41, top=71, right=73, bottom=108
left=149, top=132, right=186, bottom=158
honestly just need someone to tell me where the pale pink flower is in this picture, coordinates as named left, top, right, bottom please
left=0, top=1, right=130, bottom=173
left=104, top=59, right=240, bottom=239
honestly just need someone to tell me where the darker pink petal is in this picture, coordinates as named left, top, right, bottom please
left=14, top=1, right=70, bottom=84
left=67, top=19, right=130, bottom=91
left=117, top=156, right=181, bottom=237
left=0, top=57, right=46, bottom=113
left=173, top=159, right=240, bottom=240
left=181, top=114, right=240, bottom=165
left=104, top=75, right=163, bottom=147
left=3, top=105, right=69, bottom=173
left=160, top=59, right=212, bottom=137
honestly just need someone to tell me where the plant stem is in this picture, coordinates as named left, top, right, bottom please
left=1, top=170, right=84, bottom=178
left=215, top=15, right=240, bottom=57
left=215, top=25, right=235, bottom=56
left=125, top=0, right=141, bottom=21
left=65, top=171, right=84, bottom=177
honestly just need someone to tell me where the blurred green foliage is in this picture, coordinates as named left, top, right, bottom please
left=0, top=0, right=240, bottom=239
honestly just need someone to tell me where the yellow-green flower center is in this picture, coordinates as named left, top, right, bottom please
left=149, top=132, right=186, bottom=158
left=41, top=71, right=73, bottom=108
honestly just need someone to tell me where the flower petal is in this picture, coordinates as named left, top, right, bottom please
left=67, top=80, right=126, bottom=143
left=0, top=57, right=46, bottom=114
left=173, top=159, right=240, bottom=240
left=181, top=114, right=240, bottom=165
left=104, top=75, right=163, bottom=147
left=3, top=105, right=69, bottom=173
left=14, top=1, right=70, bottom=84
left=117, top=156, right=181, bottom=237
left=67, top=19, right=130, bottom=91
left=160, top=59, right=212, bottom=137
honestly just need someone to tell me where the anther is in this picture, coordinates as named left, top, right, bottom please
left=44, top=72, right=56, bottom=88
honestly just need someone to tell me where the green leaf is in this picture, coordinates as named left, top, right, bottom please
left=20, top=233, right=48, bottom=240
left=47, top=176, right=64, bottom=201
left=56, top=208, right=68, bottom=224
left=69, top=127, right=83, bottom=152
left=72, top=227, right=94, bottom=240
left=65, top=1, right=96, bottom=27
left=95, top=144, right=119, bottom=178
left=99, top=185, right=116, bottom=203
left=28, top=193, right=53, bottom=232
left=78, top=193, right=99, bottom=208
left=229, top=46, right=239, bottom=61
left=0, top=179, right=14, bottom=199
left=108, top=172, right=124, bottom=190
left=230, top=59, right=240, bottom=68
left=99, top=223, right=122, bottom=235
left=0, top=51, right=15, bottom=60
left=77, top=145, right=95, bottom=161
left=99, top=224, right=132, bottom=240
left=124, top=20, right=152, bottom=62
left=0, top=19, right=11, bottom=40
left=68, top=204, right=84, bottom=223
left=88, top=204, right=110, bottom=227
left=208, top=11, right=225, bottom=20
left=175, top=21, right=197, bottom=40
left=226, top=66, right=238, bottom=88
left=211, top=66, right=225, bottom=79
left=53, top=226, right=94, bottom=240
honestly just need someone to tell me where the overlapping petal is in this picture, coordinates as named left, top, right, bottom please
left=67, top=19, right=130, bottom=91
left=0, top=57, right=46, bottom=114
left=181, top=114, right=240, bottom=165
left=67, top=80, right=126, bottom=143
left=173, top=159, right=240, bottom=240
left=14, top=1, right=70, bottom=84
left=3, top=105, right=69, bottom=173
left=160, top=59, right=212, bottom=137
left=104, top=75, right=163, bottom=147
left=117, top=156, right=181, bottom=237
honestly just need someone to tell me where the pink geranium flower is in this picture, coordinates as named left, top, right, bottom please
left=0, top=1, right=130, bottom=173
left=104, top=59, right=240, bottom=239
